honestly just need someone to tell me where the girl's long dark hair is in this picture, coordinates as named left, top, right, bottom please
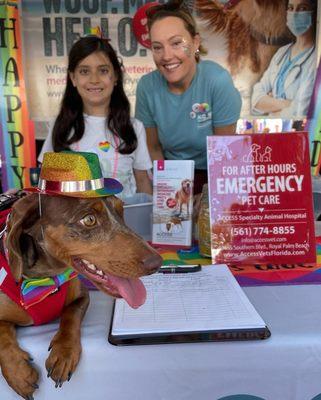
left=52, top=36, right=137, bottom=154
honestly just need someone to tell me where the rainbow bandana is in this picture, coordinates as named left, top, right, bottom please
left=20, top=268, right=78, bottom=309
left=25, top=151, right=123, bottom=198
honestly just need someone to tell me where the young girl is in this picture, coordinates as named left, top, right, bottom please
left=39, top=35, right=152, bottom=199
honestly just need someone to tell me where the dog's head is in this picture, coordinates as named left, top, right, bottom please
left=165, top=217, right=182, bottom=232
left=181, top=179, right=192, bottom=195
left=5, top=193, right=162, bottom=308
left=199, top=0, right=292, bottom=41
left=166, top=222, right=172, bottom=232
left=196, top=0, right=293, bottom=75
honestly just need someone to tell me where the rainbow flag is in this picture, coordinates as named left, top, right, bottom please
left=0, top=0, right=36, bottom=191
left=156, top=243, right=321, bottom=287
left=307, top=57, right=321, bottom=176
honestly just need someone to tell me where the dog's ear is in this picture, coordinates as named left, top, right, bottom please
left=113, top=197, right=124, bottom=218
left=5, top=193, right=40, bottom=281
left=105, top=196, right=124, bottom=219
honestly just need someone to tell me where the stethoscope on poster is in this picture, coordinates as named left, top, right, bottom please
left=274, top=45, right=315, bottom=85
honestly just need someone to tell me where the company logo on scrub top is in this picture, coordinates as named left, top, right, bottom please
left=190, top=102, right=212, bottom=124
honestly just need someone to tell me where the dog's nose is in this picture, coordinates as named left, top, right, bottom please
left=142, top=253, right=163, bottom=273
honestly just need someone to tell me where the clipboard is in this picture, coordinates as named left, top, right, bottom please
left=108, top=265, right=271, bottom=346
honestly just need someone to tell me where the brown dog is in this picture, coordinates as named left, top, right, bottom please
left=166, top=216, right=183, bottom=233
left=196, top=0, right=293, bottom=77
left=175, top=179, right=192, bottom=216
left=0, top=193, right=162, bottom=399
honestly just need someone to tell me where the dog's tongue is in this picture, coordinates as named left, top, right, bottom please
left=107, top=276, right=146, bottom=308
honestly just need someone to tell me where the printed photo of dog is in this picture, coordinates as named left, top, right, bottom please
left=196, top=0, right=293, bottom=75
left=165, top=216, right=183, bottom=233
left=194, top=0, right=294, bottom=114
left=175, top=179, right=193, bottom=217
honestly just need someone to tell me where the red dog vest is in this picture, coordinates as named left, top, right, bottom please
left=0, top=209, right=75, bottom=326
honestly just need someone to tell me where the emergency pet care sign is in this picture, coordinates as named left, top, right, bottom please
left=207, top=133, right=316, bottom=265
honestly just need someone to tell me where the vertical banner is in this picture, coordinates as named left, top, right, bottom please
left=0, top=0, right=36, bottom=191
left=307, top=58, right=321, bottom=176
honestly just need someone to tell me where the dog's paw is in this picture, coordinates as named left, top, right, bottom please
left=45, top=335, right=81, bottom=388
left=0, top=347, right=39, bottom=399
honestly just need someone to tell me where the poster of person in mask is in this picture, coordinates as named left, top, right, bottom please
left=196, top=0, right=318, bottom=119
left=250, top=0, right=317, bottom=119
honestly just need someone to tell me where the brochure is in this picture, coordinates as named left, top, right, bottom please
left=152, top=160, right=194, bottom=248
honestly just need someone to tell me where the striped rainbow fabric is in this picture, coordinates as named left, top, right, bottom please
left=20, top=268, right=78, bottom=309
left=157, top=242, right=321, bottom=286
left=0, top=0, right=36, bottom=191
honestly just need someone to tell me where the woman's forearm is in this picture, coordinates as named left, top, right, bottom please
left=149, top=146, right=164, bottom=162
left=145, top=127, right=164, bottom=161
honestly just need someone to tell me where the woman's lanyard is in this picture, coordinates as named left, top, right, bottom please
left=112, top=134, right=120, bottom=179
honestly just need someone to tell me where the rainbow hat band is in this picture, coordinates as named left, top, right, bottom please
left=26, top=151, right=123, bottom=198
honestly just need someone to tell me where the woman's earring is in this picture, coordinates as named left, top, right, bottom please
left=195, top=48, right=200, bottom=56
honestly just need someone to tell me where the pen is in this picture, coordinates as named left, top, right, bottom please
left=159, top=264, right=201, bottom=274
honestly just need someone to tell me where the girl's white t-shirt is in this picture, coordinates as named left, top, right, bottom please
left=38, top=115, right=152, bottom=199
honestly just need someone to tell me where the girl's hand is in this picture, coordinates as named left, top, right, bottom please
left=134, top=169, right=153, bottom=195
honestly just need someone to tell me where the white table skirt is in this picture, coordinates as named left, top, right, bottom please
left=1, top=285, right=321, bottom=400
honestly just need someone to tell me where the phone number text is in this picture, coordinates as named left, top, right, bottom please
left=231, top=226, right=295, bottom=236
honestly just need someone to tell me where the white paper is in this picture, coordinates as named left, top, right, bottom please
left=111, top=265, right=267, bottom=336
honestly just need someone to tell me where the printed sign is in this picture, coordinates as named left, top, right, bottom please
left=207, top=133, right=316, bottom=265
left=19, top=0, right=319, bottom=121
left=152, top=160, right=194, bottom=248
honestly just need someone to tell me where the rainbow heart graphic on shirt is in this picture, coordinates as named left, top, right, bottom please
left=99, top=141, right=110, bottom=152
